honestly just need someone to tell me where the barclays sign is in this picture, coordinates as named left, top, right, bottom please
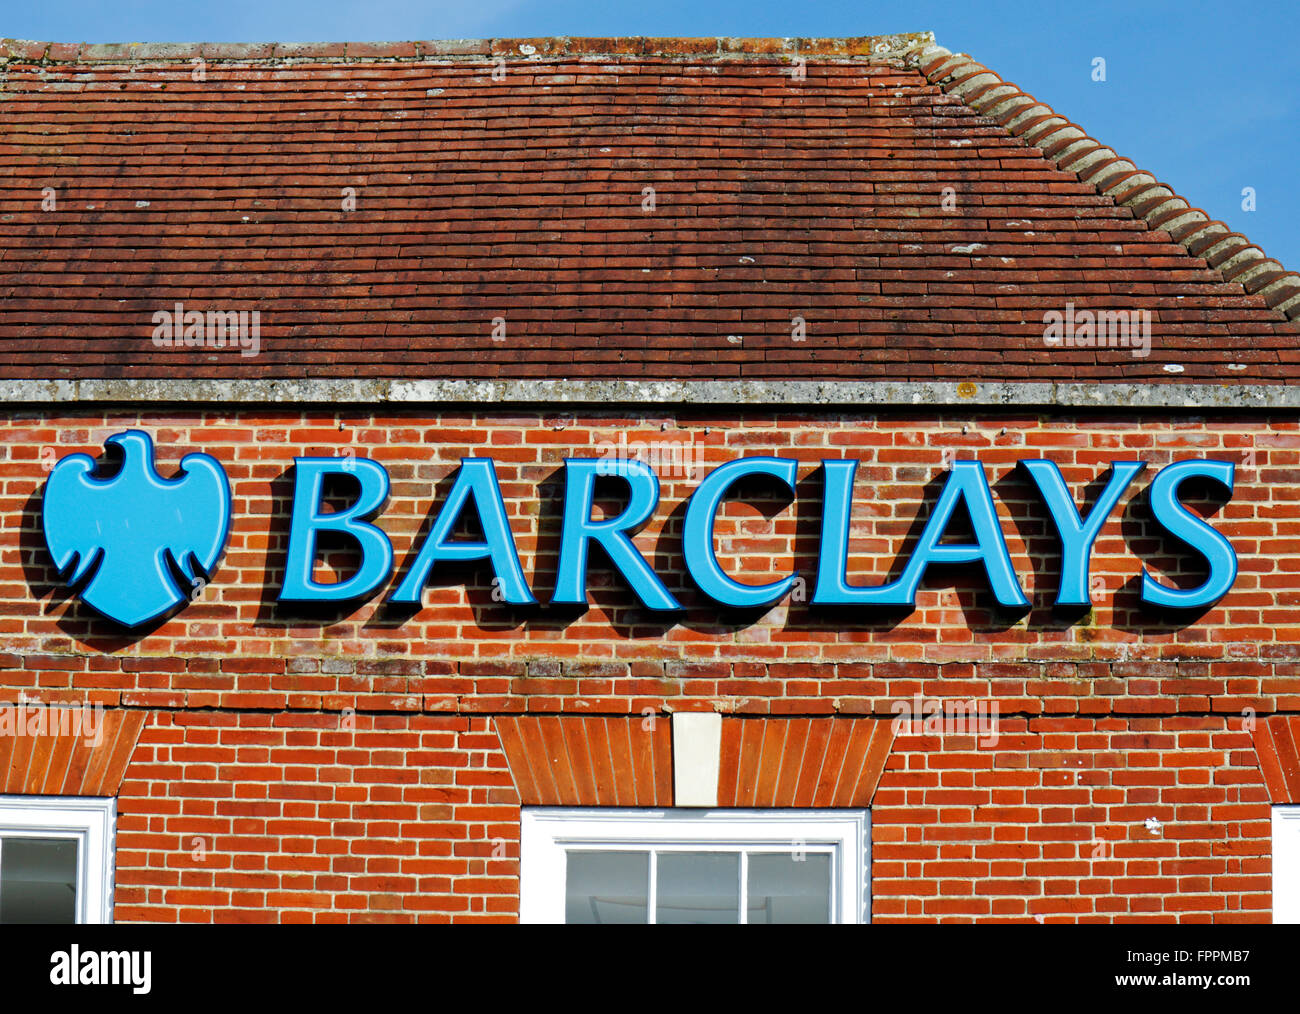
left=41, top=430, right=1238, bottom=629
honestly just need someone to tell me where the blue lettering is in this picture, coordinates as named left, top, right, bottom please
left=1141, top=459, right=1237, bottom=609
left=815, top=459, right=1028, bottom=609
left=552, top=458, right=680, bottom=610
left=1021, top=459, right=1145, bottom=607
left=390, top=458, right=534, bottom=606
left=683, top=457, right=798, bottom=608
left=280, top=457, right=393, bottom=602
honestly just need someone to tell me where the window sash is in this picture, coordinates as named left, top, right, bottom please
left=0, top=795, right=115, bottom=924
left=1275, top=805, right=1300, bottom=924
left=521, top=808, right=868, bottom=924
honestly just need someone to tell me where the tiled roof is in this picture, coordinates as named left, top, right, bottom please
left=1, top=34, right=1297, bottom=384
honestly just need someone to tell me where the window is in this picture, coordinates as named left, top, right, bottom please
left=1275, top=806, right=1300, bottom=924
left=520, top=808, right=868, bottom=924
left=0, top=796, right=115, bottom=924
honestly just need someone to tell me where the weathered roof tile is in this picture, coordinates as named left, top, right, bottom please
left=0, top=35, right=1295, bottom=383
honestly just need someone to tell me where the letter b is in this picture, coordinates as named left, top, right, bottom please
left=280, top=457, right=393, bottom=601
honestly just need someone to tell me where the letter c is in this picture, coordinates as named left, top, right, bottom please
left=683, top=456, right=799, bottom=608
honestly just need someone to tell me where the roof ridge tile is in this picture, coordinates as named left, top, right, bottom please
left=919, top=44, right=1300, bottom=321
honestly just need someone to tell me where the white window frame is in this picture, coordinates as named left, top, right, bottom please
left=520, top=808, right=869, bottom=924
left=0, top=795, right=116, bottom=924
left=1274, top=805, right=1300, bottom=924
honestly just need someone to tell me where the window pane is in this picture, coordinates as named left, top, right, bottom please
left=746, top=852, right=832, bottom=924
left=0, top=837, right=79, bottom=924
left=566, top=850, right=649, bottom=924
left=656, top=852, right=739, bottom=924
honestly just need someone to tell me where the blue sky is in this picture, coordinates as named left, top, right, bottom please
left=8, top=0, right=1299, bottom=269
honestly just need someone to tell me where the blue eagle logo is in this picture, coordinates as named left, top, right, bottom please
left=41, top=430, right=232, bottom=628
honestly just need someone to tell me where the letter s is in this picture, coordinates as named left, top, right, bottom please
left=1141, top=459, right=1236, bottom=609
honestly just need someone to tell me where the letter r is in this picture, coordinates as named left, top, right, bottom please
left=552, top=458, right=679, bottom=610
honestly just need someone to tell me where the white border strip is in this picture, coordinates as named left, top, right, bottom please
left=672, top=713, right=723, bottom=807
left=1, top=378, right=1295, bottom=410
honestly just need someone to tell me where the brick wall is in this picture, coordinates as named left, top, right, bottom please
left=115, top=713, right=516, bottom=923
left=875, top=716, right=1270, bottom=923
left=2, top=407, right=1295, bottom=922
